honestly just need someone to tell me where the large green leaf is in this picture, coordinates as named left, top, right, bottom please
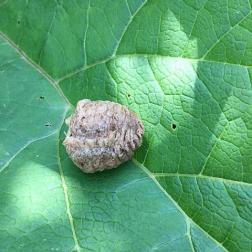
left=1, top=0, right=252, bottom=251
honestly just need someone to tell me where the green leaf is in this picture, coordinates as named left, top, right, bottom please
left=1, top=0, right=252, bottom=251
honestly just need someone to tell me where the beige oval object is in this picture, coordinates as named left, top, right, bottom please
left=63, top=99, right=144, bottom=173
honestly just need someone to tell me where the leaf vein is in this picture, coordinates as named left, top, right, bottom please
left=201, top=9, right=252, bottom=59
left=154, top=172, right=252, bottom=187
left=112, top=0, right=148, bottom=57
left=57, top=117, right=81, bottom=252
left=0, top=32, right=72, bottom=107
left=58, top=55, right=252, bottom=83
left=133, top=159, right=228, bottom=252
left=0, top=130, right=58, bottom=173
left=83, top=0, right=91, bottom=67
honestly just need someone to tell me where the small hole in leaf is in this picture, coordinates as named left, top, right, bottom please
left=127, top=93, right=131, bottom=98
left=45, top=122, right=52, bottom=127
left=39, top=96, right=45, bottom=100
left=171, top=123, right=177, bottom=130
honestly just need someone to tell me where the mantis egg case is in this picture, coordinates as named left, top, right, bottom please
left=63, top=99, right=144, bottom=173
